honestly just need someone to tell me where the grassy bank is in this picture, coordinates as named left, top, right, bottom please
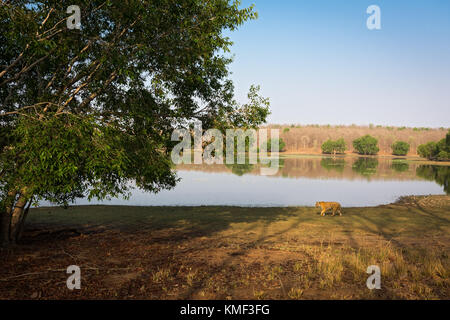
left=0, top=195, right=449, bottom=299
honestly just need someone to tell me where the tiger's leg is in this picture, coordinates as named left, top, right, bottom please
left=332, top=208, right=336, bottom=216
left=321, top=208, right=326, bottom=216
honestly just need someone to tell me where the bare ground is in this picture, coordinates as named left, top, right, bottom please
left=0, top=195, right=449, bottom=300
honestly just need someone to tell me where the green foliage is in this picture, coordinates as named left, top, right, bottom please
left=0, top=1, right=268, bottom=220
left=283, top=127, right=290, bottom=133
left=417, top=130, right=450, bottom=161
left=391, top=141, right=410, bottom=156
left=413, top=127, right=431, bottom=132
left=352, top=135, right=379, bottom=155
left=321, top=138, right=346, bottom=154
left=212, top=85, right=270, bottom=132
left=4, top=115, right=177, bottom=204
left=418, top=142, right=438, bottom=159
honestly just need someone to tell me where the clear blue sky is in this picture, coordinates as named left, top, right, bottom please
left=227, top=0, right=450, bottom=127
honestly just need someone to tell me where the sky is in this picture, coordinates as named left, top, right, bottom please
left=226, top=0, right=450, bottom=127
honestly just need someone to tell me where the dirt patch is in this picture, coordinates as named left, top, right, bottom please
left=1, top=196, right=449, bottom=299
left=395, top=195, right=450, bottom=208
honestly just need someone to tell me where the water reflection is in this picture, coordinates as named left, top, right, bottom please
left=391, top=160, right=410, bottom=173
left=352, top=158, right=378, bottom=177
left=416, top=165, right=450, bottom=194
left=219, top=158, right=448, bottom=194
left=40, top=156, right=448, bottom=207
left=320, top=158, right=346, bottom=173
left=225, top=163, right=255, bottom=176
left=177, top=156, right=449, bottom=187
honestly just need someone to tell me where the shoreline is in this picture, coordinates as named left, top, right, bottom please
left=278, top=152, right=450, bottom=165
left=32, top=194, right=448, bottom=210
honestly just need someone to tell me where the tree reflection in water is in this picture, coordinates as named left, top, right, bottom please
left=416, top=165, right=450, bottom=194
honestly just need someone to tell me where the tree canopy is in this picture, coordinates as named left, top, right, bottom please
left=391, top=141, right=410, bottom=156
left=352, top=135, right=379, bottom=155
left=0, top=0, right=270, bottom=245
left=321, top=138, right=346, bottom=155
left=417, top=130, right=450, bottom=161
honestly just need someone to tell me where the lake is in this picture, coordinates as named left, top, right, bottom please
left=38, top=156, right=449, bottom=207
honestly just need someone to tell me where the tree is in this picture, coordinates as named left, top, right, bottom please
left=321, top=138, right=346, bottom=155
left=0, top=1, right=269, bottom=246
left=391, top=141, right=410, bottom=156
left=417, top=130, right=450, bottom=161
left=352, top=135, right=379, bottom=155
left=417, top=141, right=438, bottom=159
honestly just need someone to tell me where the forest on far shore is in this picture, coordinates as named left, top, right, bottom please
left=264, top=124, right=448, bottom=156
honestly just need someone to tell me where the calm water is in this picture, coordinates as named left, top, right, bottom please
left=39, top=156, right=449, bottom=207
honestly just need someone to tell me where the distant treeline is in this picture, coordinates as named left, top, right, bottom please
left=263, top=124, right=448, bottom=156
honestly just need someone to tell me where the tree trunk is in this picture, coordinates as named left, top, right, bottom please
left=10, top=193, right=28, bottom=243
left=0, top=207, right=12, bottom=247
left=0, top=190, right=16, bottom=247
left=0, top=189, right=31, bottom=247
left=16, top=198, right=32, bottom=241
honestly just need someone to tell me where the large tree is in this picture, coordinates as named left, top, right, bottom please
left=0, top=0, right=270, bottom=246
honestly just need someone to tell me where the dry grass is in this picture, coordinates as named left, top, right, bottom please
left=264, top=124, right=447, bottom=155
left=0, top=195, right=449, bottom=299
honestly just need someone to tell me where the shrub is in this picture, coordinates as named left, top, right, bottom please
left=391, top=141, right=410, bottom=156
left=352, top=135, right=379, bottom=155
left=437, top=151, right=450, bottom=160
left=417, top=130, right=450, bottom=161
left=418, top=141, right=437, bottom=159
left=283, top=127, right=290, bottom=133
left=321, top=138, right=346, bottom=154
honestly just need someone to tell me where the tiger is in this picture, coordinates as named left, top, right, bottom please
left=315, top=201, right=343, bottom=216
